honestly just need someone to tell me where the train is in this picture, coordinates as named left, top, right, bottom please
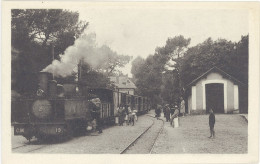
left=12, top=72, right=151, bottom=141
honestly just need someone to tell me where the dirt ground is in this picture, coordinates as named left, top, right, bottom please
left=152, top=114, right=248, bottom=154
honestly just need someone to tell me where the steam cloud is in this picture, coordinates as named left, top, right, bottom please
left=42, top=33, right=113, bottom=77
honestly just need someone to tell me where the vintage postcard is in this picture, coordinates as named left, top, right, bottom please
left=2, top=1, right=259, bottom=164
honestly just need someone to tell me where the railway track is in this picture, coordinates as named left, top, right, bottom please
left=148, top=115, right=165, bottom=154
left=120, top=114, right=164, bottom=154
left=12, top=138, right=37, bottom=150
left=12, top=113, right=164, bottom=154
left=12, top=144, right=28, bottom=150
left=12, top=139, right=53, bottom=153
left=12, top=143, right=48, bottom=153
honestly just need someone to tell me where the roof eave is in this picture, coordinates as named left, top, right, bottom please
left=185, top=66, right=246, bottom=89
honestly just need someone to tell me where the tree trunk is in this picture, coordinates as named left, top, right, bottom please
left=42, top=33, right=50, bottom=47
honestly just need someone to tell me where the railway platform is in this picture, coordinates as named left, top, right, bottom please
left=152, top=113, right=248, bottom=154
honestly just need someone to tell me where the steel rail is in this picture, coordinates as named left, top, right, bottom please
left=147, top=115, right=164, bottom=154
left=120, top=116, right=155, bottom=154
left=12, top=144, right=28, bottom=150
left=26, top=145, right=48, bottom=153
left=12, top=143, right=48, bottom=153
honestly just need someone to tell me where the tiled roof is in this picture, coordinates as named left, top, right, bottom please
left=109, top=76, right=137, bottom=89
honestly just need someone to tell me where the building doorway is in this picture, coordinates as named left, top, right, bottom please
left=206, top=83, right=224, bottom=113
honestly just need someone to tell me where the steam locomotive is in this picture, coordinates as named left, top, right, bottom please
left=12, top=72, right=151, bottom=141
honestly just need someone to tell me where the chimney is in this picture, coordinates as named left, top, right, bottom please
left=38, top=72, right=51, bottom=94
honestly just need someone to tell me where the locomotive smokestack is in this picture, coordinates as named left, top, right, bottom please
left=38, top=72, right=51, bottom=94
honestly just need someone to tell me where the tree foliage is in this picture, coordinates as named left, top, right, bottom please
left=12, top=9, right=87, bottom=49
left=79, top=64, right=111, bottom=88
left=132, top=35, right=248, bottom=107
left=132, top=35, right=191, bottom=106
left=131, top=55, right=163, bottom=103
left=12, top=9, right=131, bottom=95
left=94, top=45, right=131, bottom=76
left=11, top=9, right=88, bottom=95
left=180, top=36, right=248, bottom=86
left=131, top=56, right=145, bottom=79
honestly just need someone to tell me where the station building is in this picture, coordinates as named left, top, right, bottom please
left=109, top=76, right=136, bottom=95
left=185, top=67, right=247, bottom=114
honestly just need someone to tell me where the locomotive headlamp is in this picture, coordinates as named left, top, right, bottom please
left=36, top=89, right=44, bottom=97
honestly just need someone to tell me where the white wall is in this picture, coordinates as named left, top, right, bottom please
left=190, top=72, right=238, bottom=113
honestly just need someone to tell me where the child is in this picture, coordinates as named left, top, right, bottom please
left=127, top=106, right=132, bottom=125
left=132, top=109, right=138, bottom=122
left=208, top=109, right=215, bottom=139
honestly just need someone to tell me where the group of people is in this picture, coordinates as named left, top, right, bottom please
left=88, top=98, right=139, bottom=134
left=89, top=98, right=139, bottom=133
left=156, top=103, right=216, bottom=138
left=117, top=105, right=137, bottom=126
left=155, top=104, right=180, bottom=126
left=89, top=97, right=216, bottom=139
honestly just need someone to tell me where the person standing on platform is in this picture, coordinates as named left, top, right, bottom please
left=129, top=107, right=136, bottom=126
left=208, top=109, right=215, bottom=139
left=163, top=105, right=166, bottom=118
left=165, top=104, right=171, bottom=122
left=132, top=108, right=138, bottom=122
left=90, top=98, right=102, bottom=133
left=171, top=107, right=179, bottom=126
left=127, top=106, right=132, bottom=125
left=124, top=105, right=130, bottom=125
left=170, top=104, right=175, bottom=117
left=118, top=105, right=124, bottom=126
left=122, top=106, right=127, bottom=126
left=155, top=105, right=161, bottom=120
left=180, top=98, right=185, bottom=117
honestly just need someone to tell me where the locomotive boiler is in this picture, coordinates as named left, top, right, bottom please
left=13, top=72, right=92, bottom=141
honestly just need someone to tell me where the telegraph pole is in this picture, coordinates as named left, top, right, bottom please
left=51, top=43, right=55, bottom=80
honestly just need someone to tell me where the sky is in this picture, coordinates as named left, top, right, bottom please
left=77, top=8, right=249, bottom=77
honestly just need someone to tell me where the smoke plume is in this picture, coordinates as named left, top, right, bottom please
left=42, top=33, right=112, bottom=77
